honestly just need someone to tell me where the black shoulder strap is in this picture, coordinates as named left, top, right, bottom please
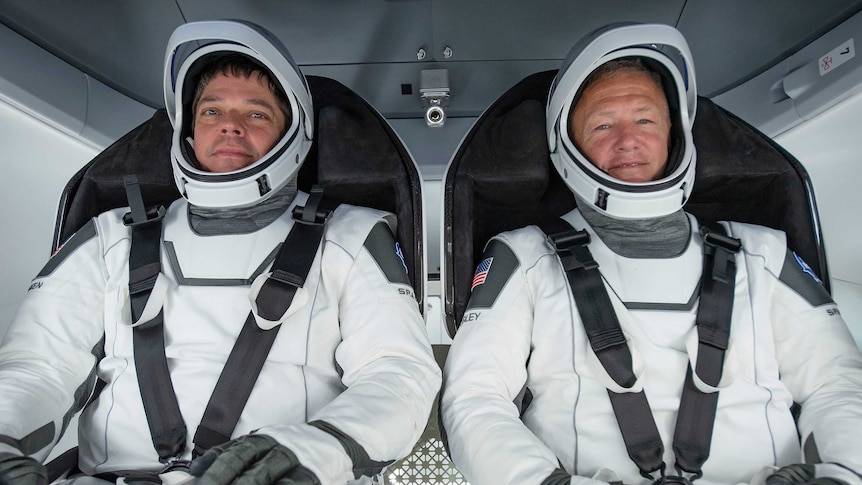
left=539, top=219, right=665, bottom=479
left=123, top=175, right=184, bottom=463
left=538, top=218, right=741, bottom=482
left=672, top=223, right=741, bottom=478
left=192, top=186, right=332, bottom=456
left=124, top=180, right=333, bottom=462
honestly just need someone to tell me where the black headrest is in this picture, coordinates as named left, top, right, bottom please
left=444, top=70, right=828, bottom=335
left=53, top=75, right=425, bottom=302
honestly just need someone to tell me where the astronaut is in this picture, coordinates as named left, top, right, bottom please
left=0, top=20, right=440, bottom=485
left=440, top=23, right=862, bottom=485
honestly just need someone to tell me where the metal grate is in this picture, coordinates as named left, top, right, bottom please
left=384, top=437, right=467, bottom=485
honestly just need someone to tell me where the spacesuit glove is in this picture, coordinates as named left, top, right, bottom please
left=765, top=464, right=848, bottom=485
left=188, top=434, right=321, bottom=485
left=0, top=452, right=47, bottom=485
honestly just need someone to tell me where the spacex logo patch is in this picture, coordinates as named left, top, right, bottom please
left=395, top=242, right=408, bottom=274
left=793, top=251, right=822, bottom=285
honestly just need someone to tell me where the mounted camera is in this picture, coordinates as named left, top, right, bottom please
left=425, top=103, right=445, bottom=127
left=420, top=69, right=450, bottom=128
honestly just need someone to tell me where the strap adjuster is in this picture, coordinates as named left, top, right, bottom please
left=129, top=274, right=159, bottom=296
left=548, top=228, right=590, bottom=251
left=270, top=269, right=305, bottom=288
left=291, top=204, right=331, bottom=225
left=291, top=184, right=331, bottom=225
left=122, top=174, right=166, bottom=227
left=547, top=228, right=597, bottom=271
left=589, top=327, right=628, bottom=352
left=559, top=248, right=599, bottom=272
left=700, top=225, right=742, bottom=284
left=122, top=206, right=166, bottom=227
left=700, top=226, right=741, bottom=254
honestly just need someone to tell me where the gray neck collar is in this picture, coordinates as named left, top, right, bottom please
left=188, top=178, right=298, bottom=236
left=577, top=196, right=690, bottom=258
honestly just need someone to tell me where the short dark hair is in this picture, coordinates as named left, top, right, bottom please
left=191, top=53, right=291, bottom=128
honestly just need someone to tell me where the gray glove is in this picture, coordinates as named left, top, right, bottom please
left=766, top=464, right=848, bottom=485
left=189, top=434, right=320, bottom=485
left=0, top=452, right=47, bottom=485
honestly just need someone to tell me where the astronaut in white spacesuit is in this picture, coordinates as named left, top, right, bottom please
left=0, top=20, right=440, bottom=485
left=440, top=23, right=862, bottom=485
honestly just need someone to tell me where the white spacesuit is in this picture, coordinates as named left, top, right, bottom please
left=0, top=20, right=440, bottom=485
left=441, top=24, right=862, bottom=485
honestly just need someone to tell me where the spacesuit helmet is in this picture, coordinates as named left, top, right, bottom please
left=547, top=23, right=697, bottom=219
left=164, top=20, right=313, bottom=209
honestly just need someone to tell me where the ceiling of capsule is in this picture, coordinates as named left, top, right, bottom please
left=1, top=0, right=860, bottom=117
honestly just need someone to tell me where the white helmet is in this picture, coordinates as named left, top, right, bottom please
left=164, top=20, right=313, bottom=209
left=547, top=23, right=697, bottom=219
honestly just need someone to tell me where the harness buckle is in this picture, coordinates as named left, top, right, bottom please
left=158, top=457, right=191, bottom=474
left=651, top=476, right=694, bottom=485
left=648, top=465, right=702, bottom=485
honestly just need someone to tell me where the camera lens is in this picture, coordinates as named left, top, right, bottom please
left=426, top=106, right=445, bottom=127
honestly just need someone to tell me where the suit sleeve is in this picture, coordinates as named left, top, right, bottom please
left=0, top=220, right=106, bottom=463
left=441, top=235, right=604, bottom=485
left=770, top=248, right=862, bottom=483
left=262, top=215, right=441, bottom=484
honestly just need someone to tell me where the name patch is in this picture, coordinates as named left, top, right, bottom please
left=463, top=311, right=481, bottom=323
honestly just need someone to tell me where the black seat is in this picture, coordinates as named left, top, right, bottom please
left=52, top=75, right=425, bottom=304
left=442, top=70, right=829, bottom=336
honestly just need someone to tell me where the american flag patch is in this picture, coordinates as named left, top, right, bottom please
left=471, top=257, right=493, bottom=290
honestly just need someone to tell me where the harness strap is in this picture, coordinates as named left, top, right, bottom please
left=124, top=179, right=332, bottom=462
left=538, top=218, right=741, bottom=482
left=191, top=312, right=281, bottom=456
left=671, top=223, right=739, bottom=478
left=193, top=186, right=331, bottom=455
left=540, top=219, right=664, bottom=478
left=124, top=175, right=184, bottom=463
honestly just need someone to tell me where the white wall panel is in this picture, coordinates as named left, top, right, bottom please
left=776, top=87, right=862, bottom=341
left=0, top=100, right=97, bottom=340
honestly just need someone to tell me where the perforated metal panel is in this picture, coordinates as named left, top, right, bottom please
left=385, top=437, right=467, bottom=485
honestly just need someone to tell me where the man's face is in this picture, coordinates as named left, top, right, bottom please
left=570, top=70, right=671, bottom=183
left=192, top=72, right=286, bottom=173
